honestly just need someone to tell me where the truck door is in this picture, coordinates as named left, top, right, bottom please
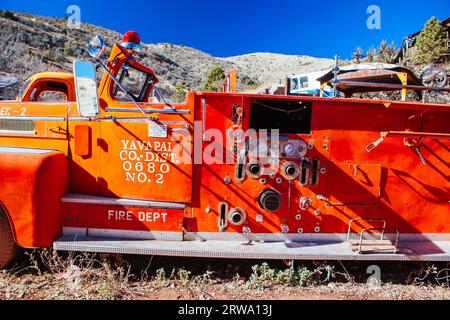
left=90, top=60, right=194, bottom=203
left=96, top=74, right=194, bottom=204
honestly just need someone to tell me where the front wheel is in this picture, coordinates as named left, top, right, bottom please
left=0, top=207, right=19, bottom=269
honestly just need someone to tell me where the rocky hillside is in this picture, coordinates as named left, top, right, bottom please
left=0, top=11, right=334, bottom=100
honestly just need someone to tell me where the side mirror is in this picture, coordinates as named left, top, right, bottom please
left=88, top=35, right=106, bottom=58
left=73, top=60, right=99, bottom=117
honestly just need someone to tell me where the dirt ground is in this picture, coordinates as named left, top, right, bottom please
left=0, top=250, right=449, bottom=300
left=115, top=283, right=450, bottom=300
left=2, top=277, right=449, bottom=300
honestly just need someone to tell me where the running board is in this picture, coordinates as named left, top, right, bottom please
left=53, top=235, right=450, bottom=261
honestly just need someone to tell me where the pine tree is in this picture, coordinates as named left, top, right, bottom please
left=366, top=47, right=376, bottom=62
left=376, top=40, right=396, bottom=63
left=352, top=47, right=364, bottom=63
left=204, top=65, right=225, bottom=92
left=414, top=17, right=447, bottom=63
left=171, top=83, right=187, bottom=103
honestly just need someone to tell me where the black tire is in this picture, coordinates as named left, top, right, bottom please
left=0, top=207, right=19, bottom=269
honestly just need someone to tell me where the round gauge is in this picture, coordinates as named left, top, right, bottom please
left=283, top=143, right=295, bottom=156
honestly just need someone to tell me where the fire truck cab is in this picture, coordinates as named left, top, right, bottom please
left=19, top=72, right=76, bottom=103
left=0, top=32, right=449, bottom=268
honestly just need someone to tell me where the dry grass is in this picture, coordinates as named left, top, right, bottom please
left=0, top=250, right=132, bottom=300
left=0, top=249, right=449, bottom=300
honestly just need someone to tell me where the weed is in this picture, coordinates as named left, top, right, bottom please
left=176, top=268, right=192, bottom=286
left=244, top=263, right=317, bottom=290
left=192, top=270, right=214, bottom=286
left=154, top=268, right=170, bottom=287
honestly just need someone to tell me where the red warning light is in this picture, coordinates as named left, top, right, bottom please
left=121, top=30, right=142, bottom=52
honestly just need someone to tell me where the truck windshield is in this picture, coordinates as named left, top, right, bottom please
left=112, top=63, right=154, bottom=102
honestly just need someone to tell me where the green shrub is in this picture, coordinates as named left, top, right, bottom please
left=245, top=263, right=316, bottom=290
left=414, top=17, right=447, bottom=63
left=171, top=83, right=187, bottom=102
left=1, top=11, right=17, bottom=21
left=64, top=46, right=74, bottom=56
left=203, top=65, right=225, bottom=92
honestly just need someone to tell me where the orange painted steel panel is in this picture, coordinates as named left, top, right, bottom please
left=74, top=125, right=92, bottom=157
left=96, top=113, right=193, bottom=202
left=0, top=102, right=70, bottom=154
left=87, top=205, right=184, bottom=232
left=186, top=94, right=449, bottom=237
left=67, top=103, right=102, bottom=195
left=61, top=202, right=184, bottom=232
left=61, top=202, right=88, bottom=229
left=0, top=151, right=68, bottom=247
left=188, top=94, right=330, bottom=234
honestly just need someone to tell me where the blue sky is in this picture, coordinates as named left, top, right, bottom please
left=1, top=0, right=449, bottom=58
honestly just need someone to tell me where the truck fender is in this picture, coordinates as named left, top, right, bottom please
left=0, top=147, right=69, bottom=248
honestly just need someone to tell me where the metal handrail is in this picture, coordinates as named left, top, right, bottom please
left=104, top=107, right=189, bottom=115
left=347, top=218, right=386, bottom=241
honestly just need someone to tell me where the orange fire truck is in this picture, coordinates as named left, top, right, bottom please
left=0, top=31, right=449, bottom=268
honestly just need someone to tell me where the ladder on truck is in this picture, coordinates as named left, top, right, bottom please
left=347, top=218, right=399, bottom=254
